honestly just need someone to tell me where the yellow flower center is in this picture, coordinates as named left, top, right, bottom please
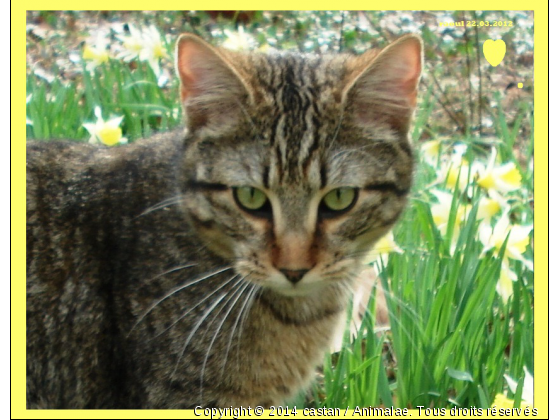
left=477, top=173, right=495, bottom=190
left=82, top=45, right=96, bottom=60
left=446, top=167, right=459, bottom=189
left=512, top=236, right=530, bottom=254
left=125, top=40, right=143, bottom=53
left=481, top=199, right=501, bottom=218
left=83, top=45, right=109, bottom=64
left=99, top=126, right=122, bottom=146
left=152, top=43, right=166, bottom=59
left=501, top=165, right=522, bottom=187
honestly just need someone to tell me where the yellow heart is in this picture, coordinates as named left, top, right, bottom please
left=483, top=39, right=506, bottom=67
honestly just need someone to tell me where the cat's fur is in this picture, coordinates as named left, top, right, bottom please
left=26, top=33, right=422, bottom=409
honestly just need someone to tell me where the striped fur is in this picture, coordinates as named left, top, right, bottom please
left=26, top=34, right=422, bottom=408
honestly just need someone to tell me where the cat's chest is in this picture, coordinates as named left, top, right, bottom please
left=211, top=297, right=343, bottom=407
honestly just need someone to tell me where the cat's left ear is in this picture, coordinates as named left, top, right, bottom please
left=342, top=34, right=423, bottom=135
left=176, top=34, right=253, bottom=136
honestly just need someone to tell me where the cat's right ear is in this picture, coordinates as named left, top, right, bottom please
left=176, top=34, right=253, bottom=136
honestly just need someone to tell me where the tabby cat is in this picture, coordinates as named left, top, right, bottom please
left=26, top=33, right=422, bottom=409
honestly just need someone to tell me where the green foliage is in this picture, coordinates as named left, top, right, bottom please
left=26, top=11, right=534, bottom=410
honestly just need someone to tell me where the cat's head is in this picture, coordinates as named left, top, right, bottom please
left=176, top=34, right=422, bottom=297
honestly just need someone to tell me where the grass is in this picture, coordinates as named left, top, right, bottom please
left=26, top=11, right=534, bottom=410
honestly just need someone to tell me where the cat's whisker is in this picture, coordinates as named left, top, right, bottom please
left=221, top=282, right=258, bottom=379
left=146, top=272, right=241, bottom=342
left=235, top=285, right=261, bottom=374
left=134, top=195, right=186, bottom=219
left=199, top=277, right=251, bottom=403
left=128, top=265, right=232, bottom=337
left=171, top=294, right=227, bottom=379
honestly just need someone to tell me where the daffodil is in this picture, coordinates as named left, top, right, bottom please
left=435, top=144, right=476, bottom=191
left=26, top=94, right=33, bottom=126
left=83, top=106, right=127, bottom=146
left=492, top=367, right=534, bottom=410
left=83, top=35, right=110, bottom=71
left=504, top=367, right=534, bottom=405
left=116, top=24, right=145, bottom=62
left=420, top=139, right=442, bottom=167
left=364, top=230, right=404, bottom=267
left=477, top=190, right=509, bottom=222
left=222, top=27, right=257, bottom=51
left=139, top=25, right=167, bottom=76
left=477, top=149, right=522, bottom=193
left=430, top=189, right=472, bottom=246
left=442, top=159, right=471, bottom=190
left=479, top=214, right=533, bottom=269
left=492, top=393, right=533, bottom=410
left=117, top=25, right=167, bottom=75
left=479, top=214, right=533, bottom=301
left=496, top=265, right=516, bottom=302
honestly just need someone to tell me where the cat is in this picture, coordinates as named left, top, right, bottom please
left=26, top=32, right=422, bottom=409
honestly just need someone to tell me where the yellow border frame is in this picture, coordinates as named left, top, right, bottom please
left=12, top=3, right=548, bottom=419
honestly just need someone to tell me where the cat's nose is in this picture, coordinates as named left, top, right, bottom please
left=279, top=269, right=309, bottom=284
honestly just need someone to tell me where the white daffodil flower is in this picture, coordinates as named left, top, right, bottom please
left=479, top=214, right=533, bottom=270
left=479, top=214, right=533, bottom=301
left=82, top=34, right=110, bottom=71
left=477, top=149, right=522, bottom=194
left=222, top=27, right=257, bottom=51
left=430, top=189, right=472, bottom=247
left=435, top=144, right=480, bottom=191
left=117, top=25, right=167, bottom=76
left=504, top=367, right=534, bottom=406
left=477, top=190, right=509, bottom=222
left=116, top=24, right=145, bottom=62
left=26, top=94, right=33, bottom=126
left=496, top=265, right=516, bottom=302
left=492, top=393, right=533, bottom=411
left=364, top=230, right=404, bottom=267
left=139, top=25, right=167, bottom=76
left=420, top=139, right=442, bottom=167
left=83, top=106, right=127, bottom=146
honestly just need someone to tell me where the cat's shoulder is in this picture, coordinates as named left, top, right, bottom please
left=27, top=129, right=187, bottom=175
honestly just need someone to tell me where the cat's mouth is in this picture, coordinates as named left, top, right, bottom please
left=235, top=255, right=358, bottom=297
left=255, top=270, right=347, bottom=297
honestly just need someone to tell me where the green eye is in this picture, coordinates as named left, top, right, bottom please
left=322, top=187, right=357, bottom=212
left=234, top=187, right=269, bottom=211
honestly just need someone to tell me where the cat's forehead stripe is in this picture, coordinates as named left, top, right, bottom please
left=255, top=54, right=340, bottom=186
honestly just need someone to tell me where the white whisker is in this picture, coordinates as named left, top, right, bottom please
left=235, top=285, right=261, bottom=374
left=221, top=282, right=258, bottom=379
left=199, top=277, right=250, bottom=402
left=128, top=265, right=231, bottom=336
left=172, top=295, right=226, bottom=379
left=147, top=272, right=240, bottom=341
left=134, top=195, right=185, bottom=219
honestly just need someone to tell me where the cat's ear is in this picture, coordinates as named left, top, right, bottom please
left=176, top=34, right=253, bottom=136
left=342, top=34, right=423, bottom=135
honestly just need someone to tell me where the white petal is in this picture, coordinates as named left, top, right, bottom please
left=504, top=373, right=518, bottom=394
left=106, top=116, right=124, bottom=128
left=94, top=106, right=102, bottom=119
left=522, top=367, right=534, bottom=404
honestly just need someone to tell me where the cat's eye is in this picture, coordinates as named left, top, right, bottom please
left=233, top=187, right=270, bottom=213
left=321, top=187, right=358, bottom=214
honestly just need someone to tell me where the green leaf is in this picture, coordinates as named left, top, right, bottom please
left=447, top=368, right=474, bottom=382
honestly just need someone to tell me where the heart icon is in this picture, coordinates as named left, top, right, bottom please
left=483, top=39, right=506, bottom=67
